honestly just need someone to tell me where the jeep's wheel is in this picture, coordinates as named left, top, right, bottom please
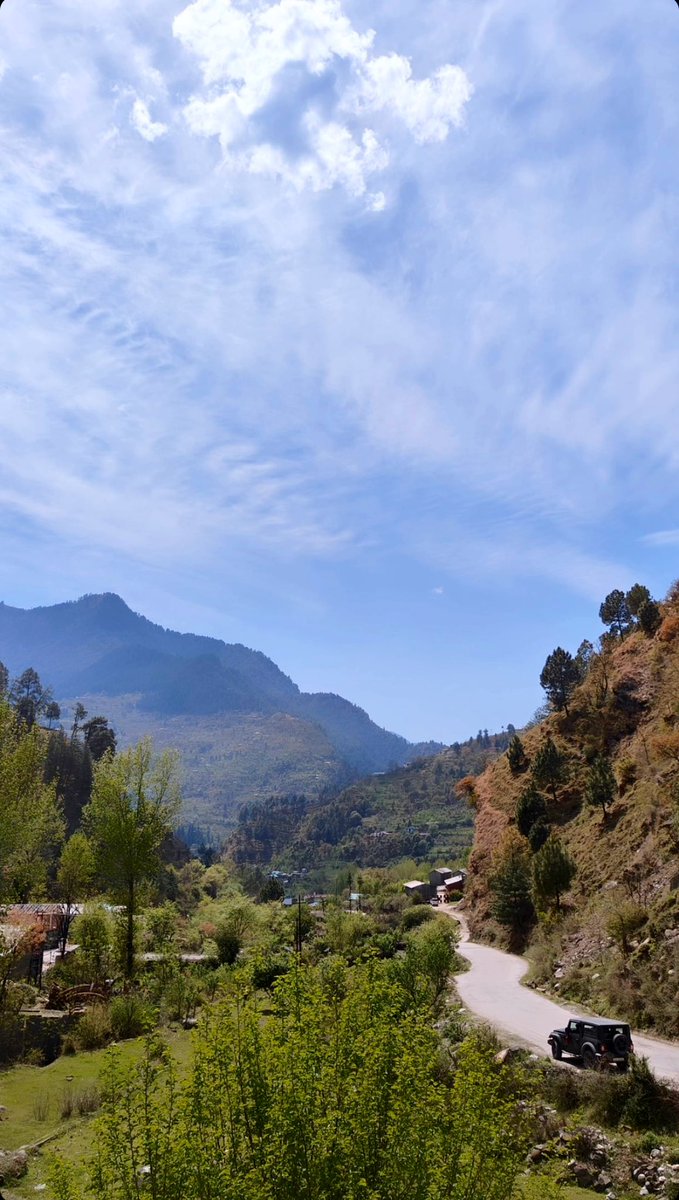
left=551, top=1041, right=562, bottom=1060
left=617, top=1058, right=629, bottom=1073
left=613, top=1032, right=629, bottom=1056
left=582, top=1046, right=598, bottom=1071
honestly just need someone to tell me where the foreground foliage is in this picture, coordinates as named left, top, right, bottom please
left=51, top=959, right=528, bottom=1200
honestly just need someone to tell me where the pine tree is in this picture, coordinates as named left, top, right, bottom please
left=527, top=818, right=550, bottom=853
left=507, top=734, right=529, bottom=775
left=585, top=754, right=616, bottom=818
left=599, top=589, right=631, bottom=639
left=515, top=784, right=547, bottom=837
left=532, top=736, right=567, bottom=803
left=638, top=598, right=661, bottom=637
left=626, top=583, right=652, bottom=618
left=532, top=834, right=576, bottom=912
left=490, top=832, right=535, bottom=932
left=539, top=648, right=580, bottom=716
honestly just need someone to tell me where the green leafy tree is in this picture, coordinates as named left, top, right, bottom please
left=397, top=919, right=458, bottom=1010
left=539, top=648, right=580, bottom=717
left=532, top=736, right=567, bottom=803
left=599, top=589, right=631, bottom=639
left=586, top=754, right=616, bottom=818
left=506, top=734, right=528, bottom=774
left=638, top=598, right=662, bottom=636
left=56, top=832, right=95, bottom=956
left=0, top=699, right=64, bottom=902
left=84, top=739, right=181, bottom=977
left=515, top=784, right=547, bottom=837
left=532, top=834, right=576, bottom=912
left=0, top=661, right=8, bottom=696
left=71, top=905, right=112, bottom=983
left=490, top=831, right=535, bottom=933
left=52, top=959, right=529, bottom=1200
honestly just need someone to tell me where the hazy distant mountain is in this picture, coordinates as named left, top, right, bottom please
left=0, top=593, right=443, bottom=829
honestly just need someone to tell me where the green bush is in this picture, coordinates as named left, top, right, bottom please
left=540, top=1064, right=582, bottom=1114
left=250, top=952, right=291, bottom=991
left=400, top=905, right=434, bottom=931
left=584, top=1055, right=678, bottom=1131
left=164, top=969, right=202, bottom=1017
left=214, top=928, right=241, bottom=965
left=76, top=1004, right=112, bottom=1050
left=110, top=994, right=153, bottom=1040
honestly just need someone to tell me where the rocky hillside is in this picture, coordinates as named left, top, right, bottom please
left=0, top=593, right=444, bottom=830
left=464, top=580, right=679, bottom=1036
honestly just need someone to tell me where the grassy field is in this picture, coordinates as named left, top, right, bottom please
left=0, top=1029, right=193, bottom=1198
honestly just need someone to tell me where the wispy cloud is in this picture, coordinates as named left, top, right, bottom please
left=644, top=530, right=679, bottom=548
left=0, top=0, right=677, bottom=615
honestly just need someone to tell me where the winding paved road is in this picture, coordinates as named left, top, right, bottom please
left=442, top=905, right=679, bottom=1086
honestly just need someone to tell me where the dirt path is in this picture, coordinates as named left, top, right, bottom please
left=442, top=905, right=679, bottom=1084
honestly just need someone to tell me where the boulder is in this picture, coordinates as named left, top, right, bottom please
left=0, top=1149, right=28, bottom=1184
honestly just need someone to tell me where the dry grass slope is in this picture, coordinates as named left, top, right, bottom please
left=465, top=584, right=679, bottom=1035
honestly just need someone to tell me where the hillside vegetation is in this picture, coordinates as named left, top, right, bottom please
left=229, top=729, right=513, bottom=869
left=465, top=579, right=679, bottom=1036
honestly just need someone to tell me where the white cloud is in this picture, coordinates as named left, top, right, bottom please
left=643, top=530, right=679, bottom=548
left=173, top=0, right=471, bottom=201
left=131, top=97, right=168, bottom=142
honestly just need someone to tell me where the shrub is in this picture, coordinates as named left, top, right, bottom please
left=214, top=927, right=241, bottom=965
left=400, top=906, right=434, bottom=932
left=76, top=1003, right=112, bottom=1050
left=110, top=994, right=153, bottom=1040
left=76, top=1085, right=100, bottom=1116
left=617, top=756, right=637, bottom=791
left=163, top=973, right=201, bottom=1023
left=32, top=1094, right=50, bottom=1122
left=583, top=1055, right=678, bottom=1131
left=249, top=952, right=290, bottom=991
left=61, top=1034, right=77, bottom=1056
left=659, top=615, right=679, bottom=643
left=623, top=1056, right=677, bottom=1130
left=540, top=1063, right=581, bottom=1113
left=606, top=903, right=647, bottom=955
left=60, top=1085, right=75, bottom=1120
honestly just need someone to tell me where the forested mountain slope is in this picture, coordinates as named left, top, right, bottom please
left=464, top=580, right=679, bottom=1035
left=228, top=729, right=512, bottom=869
left=0, top=593, right=443, bottom=829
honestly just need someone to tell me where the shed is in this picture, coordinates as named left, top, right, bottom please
left=429, top=867, right=455, bottom=889
left=403, top=880, right=431, bottom=901
left=443, top=871, right=466, bottom=898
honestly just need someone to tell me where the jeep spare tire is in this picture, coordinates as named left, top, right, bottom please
left=613, top=1032, right=629, bottom=1056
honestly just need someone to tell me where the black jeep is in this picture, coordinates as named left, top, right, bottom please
left=548, top=1017, right=634, bottom=1071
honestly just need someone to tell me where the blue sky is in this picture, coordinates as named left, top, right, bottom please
left=0, top=0, right=678, bottom=744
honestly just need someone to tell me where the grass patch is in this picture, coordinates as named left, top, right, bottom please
left=0, top=1028, right=193, bottom=1199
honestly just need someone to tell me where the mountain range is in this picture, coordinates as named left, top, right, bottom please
left=0, top=593, right=443, bottom=832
